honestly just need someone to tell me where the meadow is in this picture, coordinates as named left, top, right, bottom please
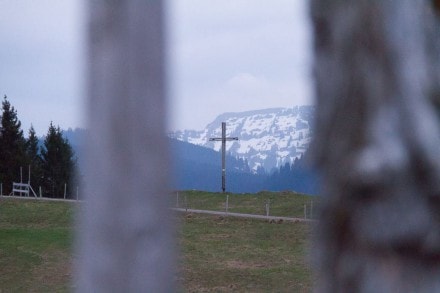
left=0, top=191, right=315, bottom=292
left=0, top=199, right=73, bottom=292
left=178, top=213, right=314, bottom=292
left=176, top=190, right=319, bottom=219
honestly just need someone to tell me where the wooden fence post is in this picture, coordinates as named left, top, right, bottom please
left=311, top=0, right=440, bottom=291
left=76, top=2, right=175, bottom=292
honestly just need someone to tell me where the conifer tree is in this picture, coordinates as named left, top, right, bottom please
left=0, top=95, right=26, bottom=194
left=40, top=122, right=76, bottom=198
left=25, top=125, right=43, bottom=188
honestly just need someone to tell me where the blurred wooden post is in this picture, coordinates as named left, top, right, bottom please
left=311, top=0, right=440, bottom=291
left=76, top=1, right=175, bottom=292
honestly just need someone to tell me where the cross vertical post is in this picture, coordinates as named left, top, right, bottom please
left=209, top=122, right=238, bottom=193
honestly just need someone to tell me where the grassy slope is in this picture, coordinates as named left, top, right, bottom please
left=176, top=190, right=319, bottom=219
left=0, top=192, right=315, bottom=292
left=179, top=214, right=313, bottom=292
left=0, top=199, right=74, bottom=292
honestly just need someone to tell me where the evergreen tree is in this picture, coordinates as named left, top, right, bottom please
left=40, top=122, right=76, bottom=198
left=0, top=96, right=26, bottom=193
left=25, top=125, right=43, bottom=188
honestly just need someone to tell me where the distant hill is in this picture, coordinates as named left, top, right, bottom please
left=59, top=113, right=320, bottom=195
left=169, top=138, right=266, bottom=193
left=62, top=128, right=87, bottom=173
left=62, top=128, right=87, bottom=148
left=61, top=128, right=265, bottom=193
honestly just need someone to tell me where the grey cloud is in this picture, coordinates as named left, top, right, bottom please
left=167, top=0, right=314, bottom=130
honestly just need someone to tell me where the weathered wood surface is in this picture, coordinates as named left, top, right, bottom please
left=75, top=2, right=175, bottom=292
left=311, top=1, right=440, bottom=292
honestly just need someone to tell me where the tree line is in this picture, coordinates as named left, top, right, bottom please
left=0, top=96, right=76, bottom=198
left=265, top=154, right=320, bottom=195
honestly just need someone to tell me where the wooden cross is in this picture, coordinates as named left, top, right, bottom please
left=209, top=122, right=239, bottom=193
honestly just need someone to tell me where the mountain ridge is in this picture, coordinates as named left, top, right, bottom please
left=170, top=105, right=315, bottom=172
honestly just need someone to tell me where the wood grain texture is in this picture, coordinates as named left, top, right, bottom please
left=76, top=2, right=175, bottom=292
left=311, top=1, right=440, bottom=292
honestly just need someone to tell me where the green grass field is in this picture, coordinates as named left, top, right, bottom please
left=0, top=199, right=74, bottom=292
left=178, top=213, right=313, bottom=292
left=0, top=192, right=315, bottom=292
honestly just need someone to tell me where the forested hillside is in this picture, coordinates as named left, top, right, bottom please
left=0, top=96, right=76, bottom=198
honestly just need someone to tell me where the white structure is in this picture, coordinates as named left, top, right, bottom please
left=11, top=182, right=37, bottom=197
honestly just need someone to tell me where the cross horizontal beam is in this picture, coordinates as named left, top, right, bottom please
left=209, top=137, right=238, bottom=141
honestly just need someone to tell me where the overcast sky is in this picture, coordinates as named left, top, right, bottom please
left=0, top=0, right=314, bottom=136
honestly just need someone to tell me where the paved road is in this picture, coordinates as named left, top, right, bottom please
left=172, top=208, right=316, bottom=223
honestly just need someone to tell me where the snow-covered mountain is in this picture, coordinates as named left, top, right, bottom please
left=170, top=106, right=315, bottom=172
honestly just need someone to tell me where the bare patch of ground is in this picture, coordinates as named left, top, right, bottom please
left=225, top=260, right=269, bottom=269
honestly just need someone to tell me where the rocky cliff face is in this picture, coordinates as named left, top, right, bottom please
left=170, top=106, right=314, bottom=172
